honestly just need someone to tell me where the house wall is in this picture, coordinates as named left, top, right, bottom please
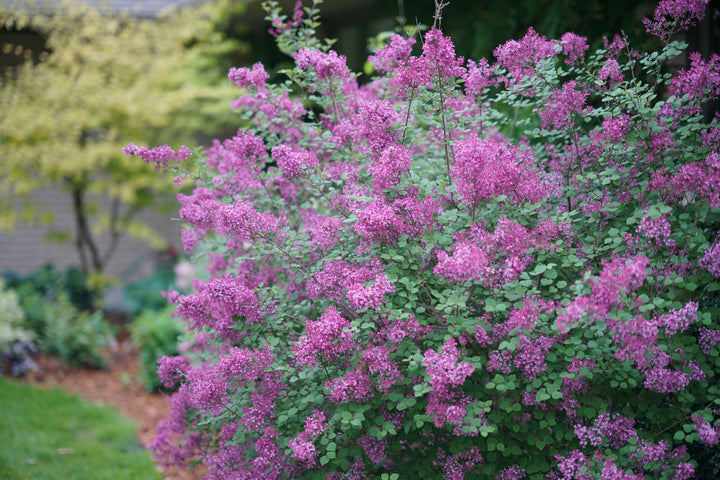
left=0, top=185, right=182, bottom=282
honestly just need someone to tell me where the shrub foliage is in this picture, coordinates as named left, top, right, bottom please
left=126, top=0, right=720, bottom=478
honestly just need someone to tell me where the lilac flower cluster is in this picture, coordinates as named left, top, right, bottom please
left=271, top=144, right=319, bottom=179
left=228, top=62, right=269, bottom=90
left=422, top=338, right=476, bottom=429
left=540, top=81, right=590, bottom=131
left=574, top=413, right=637, bottom=449
left=368, top=34, right=415, bottom=73
left=434, top=447, right=483, bottom=480
left=494, top=27, right=558, bottom=86
left=692, top=415, right=719, bottom=446
left=450, top=137, right=548, bottom=208
left=122, top=143, right=191, bottom=171
left=294, top=306, right=355, bottom=367
left=699, top=237, right=720, bottom=276
left=288, top=410, right=327, bottom=467
left=294, top=48, right=352, bottom=87
left=643, top=0, right=709, bottom=40
left=560, top=33, right=589, bottom=65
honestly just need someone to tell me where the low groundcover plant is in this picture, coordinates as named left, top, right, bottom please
left=125, top=0, right=720, bottom=478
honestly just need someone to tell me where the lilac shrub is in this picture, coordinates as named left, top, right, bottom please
left=126, top=0, right=720, bottom=478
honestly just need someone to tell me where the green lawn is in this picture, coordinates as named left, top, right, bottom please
left=0, top=377, right=162, bottom=480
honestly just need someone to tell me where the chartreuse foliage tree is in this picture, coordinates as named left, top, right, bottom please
left=0, top=1, right=240, bottom=279
left=126, top=0, right=720, bottom=478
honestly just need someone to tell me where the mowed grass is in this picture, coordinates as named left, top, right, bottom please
left=0, top=378, right=162, bottom=480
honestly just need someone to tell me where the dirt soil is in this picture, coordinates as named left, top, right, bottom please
left=24, top=336, right=207, bottom=480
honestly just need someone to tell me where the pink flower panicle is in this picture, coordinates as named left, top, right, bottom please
left=514, top=335, right=555, bottom=379
left=603, top=33, right=628, bottom=58
left=674, top=462, right=696, bottom=480
left=637, top=211, right=675, bottom=248
left=496, top=465, right=526, bottom=480
left=434, top=447, right=483, bottom=480
left=288, top=436, right=318, bottom=466
left=367, top=145, right=413, bottom=193
left=435, top=217, right=542, bottom=287
left=228, top=62, right=269, bottom=90
left=666, top=52, right=720, bottom=117
left=303, top=410, right=328, bottom=436
left=540, top=81, right=591, bottom=131
left=632, top=439, right=670, bottom=464
left=507, top=298, right=555, bottom=332
left=592, top=115, right=632, bottom=145
left=487, top=350, right=513, bottom=375
left=656, top=151, right=720, bottom=208
left=699, top=237, right=720, bottom=276
left=560, top=32, right=589, bottom=65
left=380, top=314, right=432, bottom=343
left=494, top=27, right=558, bottom=85
left=123, top=143, right=191, bottom=171
left=574, top=413, right=637, bottom=449
left=660, top=301, right=698, bottom=336
left=368, top=34, right=415, bottom=73
left=422, top=338, right=476, bottom=429
left=294, top=47, right=351, bottom=83
left=353, top=199, right=403, bottom=243
left=271, top=144, right=320, bottom=179
left=301, top=209, right=343, bottom=250
left=590, top=255, right=650, bottom=316
left=362, top=344, right=402, bottom=392
left=422, top=27, right=466, bottom=80
left=699, top=327, right=720, bottom=353
left=157, top=355, right=192, bottom=390
left=187, top=345, right=275, bottom=413
left=175, top=274, right=262, bottom=338
left=599, top=58, right=624, bottom=87
left=218, top=130, right=268, bottom=172
left=294, top=306, right=355, bottom=366
left=353, top=99, right=401, bottom=156
left=555, top=294, right=590, bottom=333
left=346, top=273, right=395, bottom=311
left=464, top=58, right=494, bottom=97
left=599, top=457, right=643, bottom=480
left=693, top=415, right=719, bottom=446
left=214, top=201, right=280, bottom=240
left=358, top=435, right=388, bottom=464
left=325, top=368, right=374, bottom=403
left=423, top=338, right=475, bottom=391
left=643, top=366, right=698, bottom=393
left=450, top=136, right=548, bottom=208
left=150, top=386, right=205, bottom=468
left=177, top=189, right=279, bottom=243
left=555, top=450, right=589, bottom=479
left=267, top=0, right=303, bottom=38
left=643, top=0, right=709, bottom=40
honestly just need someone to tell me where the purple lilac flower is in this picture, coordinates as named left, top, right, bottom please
left=644, top=0, right=709, bottom=40
left=561, top=32, right=589, bottom=65
left=123, top=143, right=191, bottom=171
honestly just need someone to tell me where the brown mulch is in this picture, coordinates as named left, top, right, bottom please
left=23, top=336, right=207, bottom=480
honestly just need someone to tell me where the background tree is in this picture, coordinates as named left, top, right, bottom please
left=0, top=1, right=241, bottom=281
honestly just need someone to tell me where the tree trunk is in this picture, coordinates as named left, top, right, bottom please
left=70, top=183, right=103, bottom=274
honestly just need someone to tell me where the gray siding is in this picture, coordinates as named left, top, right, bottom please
left=0, top=185, right=182, bottom=281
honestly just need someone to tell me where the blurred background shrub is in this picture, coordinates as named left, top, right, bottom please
left=0, top=280, right=38, bottom=377
left=129, top=305, right=184, bottom=392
